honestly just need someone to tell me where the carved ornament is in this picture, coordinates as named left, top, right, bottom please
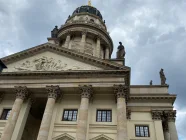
left=79, top=85, right=93, bottom=99
left=15, top=86, right=29, bottom=100
left=151, top=110, right=163, bottom=120
left=46, top=85, right=61, bottom=100
left=114, top=84, right=128, bottom=99
left=14, top=56, right=83, bottom=71
left=127, top=108, right=131, bottom=120
left=164, top=110, right=176, bottom=122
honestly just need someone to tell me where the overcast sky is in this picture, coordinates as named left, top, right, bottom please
left=0, top=0, right=186, bottom=139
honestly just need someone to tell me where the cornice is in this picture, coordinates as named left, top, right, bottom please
left=66, top=12, right=106, bottom=28
left=130, top=85, right=169, bottom=88
left=1, top=43, right=129, bottom=71
left=129, top=95, right=176, bottom=103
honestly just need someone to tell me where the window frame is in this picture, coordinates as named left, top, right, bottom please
left=62, top=109, right=78, bottom=121
left=96, top=110, right=112, bottom=122
left=135, top=125, right=150, bottom=137
left=0, top=109, right=12, bottom=120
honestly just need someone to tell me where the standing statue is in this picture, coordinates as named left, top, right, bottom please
left=159, top=68, right=167, bottom=85
left=150, top=80, right=153, bottom=85
left=51, top=26, right=58, bottom=38
left=116, top=42, right=126, bottom=59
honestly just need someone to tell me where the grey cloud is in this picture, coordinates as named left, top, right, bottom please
left=0, top=0, right=186, bottom=138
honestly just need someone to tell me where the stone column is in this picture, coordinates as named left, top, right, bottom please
left=105, top=47, right=110, bottom=59
left=80, top=30, right=87, bottom=53
left=166, top=110, right=178, bottom=140
left=76, top=85, right=93, bottom=140
left=64, top=32, right=71, bottom=48
left=96, top=35, right=101, bottom=58
left=151, top=110, right=165, bottom=140
left=1, top=86, right=29, bottom=140
left=114, top=85, right=128, bottom=140
left=37, top=85, right=61, bottom=140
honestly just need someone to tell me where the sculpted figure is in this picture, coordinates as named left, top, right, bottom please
left=150, top=80, right=153, bottom=85
left=160, top=68, right=167, bottom=85
left=51, top=26, right=58, bottom=38
left=116, top=42, right=125, bottom=59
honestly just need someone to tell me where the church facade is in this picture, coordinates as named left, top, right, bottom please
left=0, top=3, right=178, bottom=140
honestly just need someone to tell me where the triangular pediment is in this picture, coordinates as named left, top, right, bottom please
left=1, top=43, right=130, bottom=72
left=52, top=133, right=75, bottom=140
left=90, top=134, right=114, bottom=140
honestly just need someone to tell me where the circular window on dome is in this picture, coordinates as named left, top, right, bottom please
left=90, top=19, right=94, bottom=22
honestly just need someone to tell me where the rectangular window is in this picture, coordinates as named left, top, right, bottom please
left=135, top=125, right=150, bottom=137
left=62, top=109, right=78, bottom=121
left=0, top=109, right=12, bottom=120
left=96, top=110, right=112, bottom=122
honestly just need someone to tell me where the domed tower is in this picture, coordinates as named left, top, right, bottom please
left=49, top=2, right=113, bottom=59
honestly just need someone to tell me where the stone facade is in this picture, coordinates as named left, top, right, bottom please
left=0, top=3, right=178, bottom=140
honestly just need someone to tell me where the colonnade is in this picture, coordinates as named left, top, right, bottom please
left=1, top=85, right=177, bottom=140
left=63, top=31, right=110, bottom=59
left=151, top=110, right=178, bottom=140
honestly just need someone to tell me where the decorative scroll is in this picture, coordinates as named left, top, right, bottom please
left=79, top=85, right=93, bottom=99
left=15, top=86, right=29, bottom=100
left=151, top=110, right=163, bottom=120
left=14, top=56, right=82, bottom=71
left=46, top=85, right=61, bottom=100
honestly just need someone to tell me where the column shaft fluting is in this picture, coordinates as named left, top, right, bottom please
left=76, top=85, right=92, bottom=140
left=80, top=30, right=87, bottom=53
left=1, top=86, right=29, bottom=140
left=168, top=121, right=178, bottom=140
left=96, top=37, right=101, bottom=58
left=65, top=34, right=71, bottom=48
left=37, top=85, right=61, bottom=140
left=105, top=47, right=110, bottom=59
left=114, top=85, right=128, bottom=140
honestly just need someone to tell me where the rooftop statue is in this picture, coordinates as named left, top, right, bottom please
left=51, top=26, right=58, bottom=38
left=116, top=42, right=125, bottom=59
left=150, top=80, right=153, bottom=85
left=160, top=68, right=167, bottom=85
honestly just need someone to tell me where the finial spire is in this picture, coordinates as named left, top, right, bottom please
left=88, top=0, right=91, bottom=6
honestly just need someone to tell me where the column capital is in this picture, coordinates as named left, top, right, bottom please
left=79, top=85, right=93, bottom=99
left=127, top=108, right=131, bottom=120
left=46, top=85, right=61, bottom=100
left=114, top=84, right=128, bottom=99
left=164, top=110, right=176, bottom=122
left=15, top=86, right=29, bottom=100
left=82, top=29, right=88, bottom=35
left=151, top=110, right=163, bottom=120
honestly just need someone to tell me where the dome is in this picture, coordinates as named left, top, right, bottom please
left=72, top=5, right=103, bottom=20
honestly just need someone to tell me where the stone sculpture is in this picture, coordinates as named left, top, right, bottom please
left=150, top=80, right=153, bottom=85
left=51, top=26, right=58, bottom=38
left=116, top=42, right=125, bottom=59
left=160, top=68, right=167, bottom=85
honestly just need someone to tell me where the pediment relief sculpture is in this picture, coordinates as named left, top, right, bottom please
left=13, top=56, right=98, bottom=71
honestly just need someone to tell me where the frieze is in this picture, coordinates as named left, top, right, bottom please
left=14, top=56, right=84, bottom=71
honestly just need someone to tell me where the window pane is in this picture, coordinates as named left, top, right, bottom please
left=102, top=111, right=106, bottom=122
left=96, top=110, right=112, bottom=122
left=0, top=109, right=12, bottom=120
left=135, top=126, right=149, bottom=137
left=62, top=109, right=78, bottom=121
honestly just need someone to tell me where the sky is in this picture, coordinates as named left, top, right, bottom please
left=0, top=0, right=186, bottom=139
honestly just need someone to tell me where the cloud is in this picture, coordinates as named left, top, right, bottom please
left=0, top=0, right=186, bottom=139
